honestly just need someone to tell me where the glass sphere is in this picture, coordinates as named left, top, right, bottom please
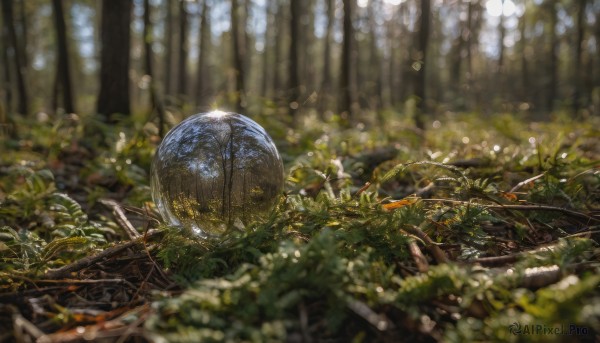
left=150, top=111, right=284, bottom=237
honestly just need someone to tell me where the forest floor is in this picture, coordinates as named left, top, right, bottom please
left=0, top=111, right=599, bottom=342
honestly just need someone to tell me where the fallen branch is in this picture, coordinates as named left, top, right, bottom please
left=407, top=238, right=429, bottom=273
left=510, top=172, right=546, bottom=192
left=403, top=225, right=449, bottom=264
left=42, top=230, right=161, bottom=280
left=100, top=198, right=141, bottom=240
left=422, top=198, right=599, bottom=223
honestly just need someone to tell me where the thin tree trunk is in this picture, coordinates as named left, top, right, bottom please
left=0, top=15, right=12, bottom=114
left=519, top=9, right=529, bottom=105
left=164, top=0, right=173, bottom=98
left=144, top=0, right=165, bottom=137
left=466, top=0, right=474, bottom=108
left=231, top=0, right=246, bottom=112
left=546, top=1, right=558, bottom=113
left=414, top=0, right=431, bottom=130
left=288, top=0, right=301, bottom=117
left=273, top=0, right=284, bottom=98
left=18, top=0, right=28, bottom=68
left=367, top=2, right=382, bottom=111
left=260, top=0, right=271, bottom=98
left=1, top=0, right=28, bottom=115
left=572, top=0, right=587, bottom=116
left=339, top=0, right=356, bottom=123
left=497, top=0, right=505, bottom=71
left=51, top=0, right=75, bottom=113
left=196, top=0, right=211, bottom=108
left=319, top=0, right=334, bottom=113
left=177, top=0, right=188, bottom=100
left=97, top=0, right=132, bottom=120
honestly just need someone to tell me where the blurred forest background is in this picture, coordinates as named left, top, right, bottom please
left=1, top=0, right=598, bottom=134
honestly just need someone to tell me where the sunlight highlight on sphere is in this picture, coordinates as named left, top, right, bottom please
left=486, top=0, right=516, bottom=17
left=150, top=112, right=284, bottom=238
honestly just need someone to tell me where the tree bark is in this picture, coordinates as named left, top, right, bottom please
left=546, top=0, right=558, bottom=113
left=572, top=0, right=587, bottom=116
left=0, top=13, right=12, bottom=114
left=164, top=0, right=173, bottom=98
left=196, top=0, right=211, bottom=108
left=177, top=0, right=188, bottom=100
left=1, top=0, right=28, bottom=115
left=97, top=0, right=132, bottom=120
left=51, top=0, right=75, bottom=114
left=231, top=0, right=246, bottom=112
left=518, top=9, right=529, bottom=106
left=319, top=0, right=334, bottom=113
left=144, top=0, right=165, bottom=137
left=413, top=0, right=431, bottom=130
left=260, top=0, right=272, bottom=99
left=288, top=0, right=301, bottom=117
left=339, top=0, right=357, bottom=123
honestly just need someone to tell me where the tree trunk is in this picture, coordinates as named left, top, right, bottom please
left=231, top=0, right=246, bottom=112
left=367, top=2, right=382, bottom=112
left=260, top=0, right=271, bottom=99
left=572, top=0, right=587, bottom=116
left=196, top=0, right=211, bottom=108
left=288, top=0, right=301, bottom=117
left=164, top=0, right=173, bottom=98
left=466, top=0, right=474, bottom=108
left=497, top=0, right=505, bottom=72
left=177, top=0, right=188, bottom=100
left=518, top=9, right=529, bottom=106
left=1, top=0, right=28, bottom=115
left=339, top=0, right=356, bottom=123
left=0, top=13, right=12, bottom=114
left=319, top=0, right=334, bottom=113
left=144, top=0, right=165, bottom=137
left=51, top=0, right=75, bottom=114
left=413, top=0, right=431, bottom=130
left=97, top=0, right=132, bottom=120
left=17, top=0, right=28, bottom=68
left=546, top=0, right=558, bottom=113
left=273, top=0, right=285, bottom=99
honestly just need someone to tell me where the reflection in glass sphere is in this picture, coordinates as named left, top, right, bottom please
left=150, top=111, right=284, bottom=237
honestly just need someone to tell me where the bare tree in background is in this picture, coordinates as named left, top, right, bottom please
left=164, top=0, right=173, bottom=98
left=572, top=0, right=587, bottom=116
left=339, top=0, right=357, bottom=123
left=144, top=0, right=165, bottom=136
left=97, top=0, right=132, bottom=120
left=288, top=0, right=301, bottom=118
left=1, top=0, right=28, bottom=115
left=319, top=0, right=334, bottom=114
left=196, top=0, right=212, bottom=108
left=177, top=0, right=188, bottom=100
left=51, top=0, right=75, bottom=114
left=260, top=0, right=273, bottom=99
left=231, top=0, right=246, bottom=112
left=545, top=0, right=558, bottom=113
left=413, top=0, right=431, bottom=130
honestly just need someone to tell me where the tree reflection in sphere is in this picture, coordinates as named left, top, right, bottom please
left=150, top=111, right=284, bottom=237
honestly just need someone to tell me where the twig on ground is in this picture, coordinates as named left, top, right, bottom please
left=347, top=299, right=395, bottom=331
left=403, top=225, right=449, bottom=264
left=510, top=172, right=546, bottom=192
left=42, top=230, right=161, bottom=280
left=100, top=198, right=141, bottom=240
left=12, top=312, right=45, bottom=341
left=407, top=238, right=429, bottom=273
left=422, top=198, right=600, bottom=223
